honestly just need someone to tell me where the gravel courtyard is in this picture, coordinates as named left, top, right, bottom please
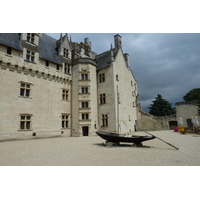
left=0, top=130, right=200, bottom=166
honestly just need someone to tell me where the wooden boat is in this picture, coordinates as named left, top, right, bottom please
left=96, top=131, right=155, bottom=145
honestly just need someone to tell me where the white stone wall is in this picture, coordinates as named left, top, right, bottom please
left=97, top=49, right=138, bottom=134
left=113, top=49, right=138, bottom=133
left=0, top=45, right=71, bottom=140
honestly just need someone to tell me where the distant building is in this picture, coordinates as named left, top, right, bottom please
left=176, top=101, right=200, bottom=130
left=0, top=33, right=139, bottom=140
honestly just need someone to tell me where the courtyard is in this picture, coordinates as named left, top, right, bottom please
left=0, top=130, right=200, bottom=166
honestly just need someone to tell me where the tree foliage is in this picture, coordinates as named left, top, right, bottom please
left=148, top=94, right=175, bottom=116
left=183, top=88, right=200, bottom=102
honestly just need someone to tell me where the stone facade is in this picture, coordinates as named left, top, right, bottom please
left=0, top=33, right=139, bottom=140
left=176, top=101, right=200, bottom=130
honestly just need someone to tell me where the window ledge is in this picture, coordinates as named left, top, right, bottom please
left=6, top=54, right=12, bottom=57
left=24, top=60, right=36, bottom=64
left=18, top=129, right=33, bottom=132
left=18, top=96, right=32, bottom=99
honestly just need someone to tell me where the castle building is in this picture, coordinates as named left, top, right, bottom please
left=0, top=33, right=139, bottom=140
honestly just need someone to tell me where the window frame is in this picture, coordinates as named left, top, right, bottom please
left=26, top=50, right=35, bottom=63
left=99, top=93, right=106, bottom=104
left=61, top=114, right=69, bottom=129
left=102, top=114, right=108, bottom=127
left=62, top=89, right=69, bottom=101
left=19, top=82, right=32, bottom=98
left=99, top=73, right=105, bottom=83
left=27, top=33, right=35, bottom=44
left=19, top=114, right=32, bottom=131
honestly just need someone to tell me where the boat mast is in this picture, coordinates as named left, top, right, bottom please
left=117, top=85, right=120, bottom=134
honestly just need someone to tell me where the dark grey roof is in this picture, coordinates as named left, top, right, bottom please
left=95, top=48, right=118, bottom=70
left=0, top=33, right=23, bottom=51
left=39, top=34, right=62, bottom=65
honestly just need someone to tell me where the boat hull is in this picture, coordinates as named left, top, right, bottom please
left=96, top=131, right=155, bottom=144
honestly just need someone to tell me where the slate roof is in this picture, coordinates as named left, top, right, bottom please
left=0, top=33, right=62, bottom=65
left=95, top=48, right=118, bottom=70
left=0, top=33, right=23, bottom=51
left=39, top=34, right=62, bottom=65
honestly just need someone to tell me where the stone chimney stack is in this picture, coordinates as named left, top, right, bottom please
left=114, top=34, right=122, bottom=49
left=124, top=53, right=129, bottom=66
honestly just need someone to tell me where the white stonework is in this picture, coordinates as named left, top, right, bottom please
left=0, top=33, right=139, bottom=140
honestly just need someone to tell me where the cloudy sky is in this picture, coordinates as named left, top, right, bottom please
left=47, top=33, right=200, bottom=112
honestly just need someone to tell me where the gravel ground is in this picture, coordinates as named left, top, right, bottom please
left=0, top=130, right=200, bottom=166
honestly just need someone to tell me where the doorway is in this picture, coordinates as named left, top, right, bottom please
left=168, top=121, right=178, bottom=129
left=82, top=126, right=89, bottom=136
left=186, top=119, right=193, bottom=129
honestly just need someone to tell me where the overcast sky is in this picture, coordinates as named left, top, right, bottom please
left=47, top=33, right=200, bottom=112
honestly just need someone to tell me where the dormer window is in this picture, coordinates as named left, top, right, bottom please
left=27, top=33, right=35, bottom=44
left=64, top=48, right=69, bottom=58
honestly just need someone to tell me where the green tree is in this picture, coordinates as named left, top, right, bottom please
left=183, top=88, right=200, bottom=116
left=183, top=88, right=200, bottom=102
left=148, top=94, right=175, bottom=116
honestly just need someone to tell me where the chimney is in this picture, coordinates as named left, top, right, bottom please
left=124, top=53, right=129, bottom=66
left=114, top=34, right=122, bottom=49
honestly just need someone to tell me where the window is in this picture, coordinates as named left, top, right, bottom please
left=62, top=89, right=69, bottom=101
left=131, top=81, right=133, bottom=86
left=27, top=33, right=35, bottom=44
left=57, top=64, right=60, bottom=71
left=7, top=46, right=12, bottom=55
left=81, top=87, right=89, bottom=94
left=99, top=73, right=105, bottom=83
left=82, top=101, right=89, bottom=108
left=64, top=48, right=69, bottom=58
left=116, top=75, right=119, bottom=81
left=45, top=60, right=49, bottom=67
left=82, top=113, right=89, bottom=120
left=20, top=114, right=32, bottom=130
left=20, top=82, right=31, bottom=97
left=26, top=50, right=35, bottom=62
left=81, top=73, right=88, bottom=80
left=102, top=114, right=108, bottom=127
left=62, top=114, right=69, bottom=129
left=100, top=94, right=106, bottom=104
left=64, top=64, right=71, bottom=74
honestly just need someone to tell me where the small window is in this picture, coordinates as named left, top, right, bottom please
left=64, top=64, right=71, bottom=74
left=102, top=114, right=108, bottom=127
left=81, top=87, right=88, bottom=94
left=26, top=50, right=35, bottom=62
left=20, top=82, right=31, bottom=97
left=64, top=48, right=69, bottom=58
left=27, top=33, right=35, bottom=44
left=45, top=60, right=49, bottom=67
left=116, top=75, right=119, bottom=81
left=62, top=114, right=69, bottom=129
left=82, top=101, right=89, bottom=108
left=99, top=73, right=105, bottom=83
left=100, top=94, right=106, bottom=104
left=82, top=113, right=89, bottom=120
left=57, top=64, right=60, bottom=71
left=20, top=114, right=32, bottom=130
left=62, top=89, right=69, bottom=101
left=7, top=46, right=12, bottom=55
left=81, top=73, right=88, bottom=80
